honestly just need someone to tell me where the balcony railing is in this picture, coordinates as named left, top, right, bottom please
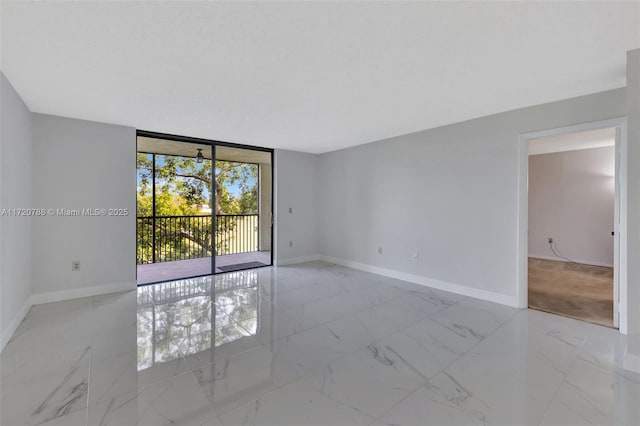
left=137, top=214, right=258, bottom=265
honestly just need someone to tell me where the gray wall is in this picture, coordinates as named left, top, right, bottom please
left=0, top=73, right=33, bottom=348
left=0, top=60, right=635, bottom=353
left=626, top=49, right=640, bottom=360
left=318, top=88, right=626, bottom=303
left=528, top=147, right=615, bottom=267
left=27, top=119, right=319, bottom=297
left=275, top=149, right=319, bottom=264
left=31, top=114, right=137, bottom=297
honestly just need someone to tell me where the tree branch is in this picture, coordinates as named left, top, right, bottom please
left=155, top=222, right=212, bottom=253
left=174, top=173, right=211, bottom=183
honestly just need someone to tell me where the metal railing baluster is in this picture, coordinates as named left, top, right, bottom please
left=136, top=214, right=259, bottom=264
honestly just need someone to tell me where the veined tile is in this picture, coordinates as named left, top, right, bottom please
left=253, top=292, right=374, bottom=345
left=398, top=283, right=467, bottom=303
left=404, top=288, right=461, bottom=310
left=538, top=399, right=600, bottom=426
left=322, top=312, right=387, bottom=352
left=475, top=313, right=583, bottom=375
left=88, top=351, right=137, bottom=407
left=517, top=309, right=589, bottom=347
left=304, top=343, right=426, bottom=422
left=269, top=266, right=302, bottom=281
left=426, top=347, right=566, bottom=426
left=457, top=297, right=520, bottom=320
left=428, top=303, right=506, bottom=342
left=353, top=298, right=427, bottom=340
left=5, top=310, right=93, bottom=353
left=218, top=377, right=368, bottom=426
left=137, top=371, right=214, bottom=426
left=270, top=323, right=364, bottom=371
left=371, top=385, right=485, bottom=426
left=192, top=345, right=304, bottom=414
left=1, top=339, right=92, bottom=387
left=38, top=409, right=88, bottom=426
left=577, top=322, right=631, bottom=376
left=250, top=303, right=310, bottom=344
left=27, top=297, right=93, bottom=320
left=551, top=357, right=640, bottom=426
left=0, top=349, right=90, bottom=426
left=91, top=324, right=136, bottom=363
left=292, top=290, right=376, bottom=326
left=3, top=262, right=636, bottom=426
left=87, top=390, right=138, bottom=426
left=91, top=291, right=137, bottom=334
left=137, top=338, right=190, bottom=388
left=272, top=280, right=347, bottom=311
left=348, top=280, right=407, bottom=306
left=272, top=272, right=339, bottom=295
left=391, top=292, right=458, bottom=316
left=181, top=333, right=262, bottom=371
left=374, top=316, right=476, bottom=380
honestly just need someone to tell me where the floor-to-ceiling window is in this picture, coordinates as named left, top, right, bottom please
left=136, top=132, right=273, bottom=285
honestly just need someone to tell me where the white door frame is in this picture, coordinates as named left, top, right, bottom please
left=516, top=117, right=628, bottom=333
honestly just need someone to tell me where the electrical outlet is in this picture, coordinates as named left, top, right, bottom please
left=289, top=241, right=293, bottom=247
left=411, top=252, right=419, bottom=261
left=548, top=237, right=553, bottom=244
left=378, top=246, right=383, bottom=255
left=72, top=261, right=80, bottom=271
left=288, top=207, right=293, bottom=214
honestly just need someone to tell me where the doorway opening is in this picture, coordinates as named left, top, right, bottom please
left=518, top=118, right=627, bottom=332
left=136, top=132, right=273, bottom=285
left=528, top=128, right=616, bottom=327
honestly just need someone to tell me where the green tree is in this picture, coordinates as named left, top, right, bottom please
left=137, top=154, right=258, bottom=214
left=136, top=153, right=259, bottom=263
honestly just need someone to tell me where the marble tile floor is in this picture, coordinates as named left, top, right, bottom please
left=1, top=261, right=638, bottom=425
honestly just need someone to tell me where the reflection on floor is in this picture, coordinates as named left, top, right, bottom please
left=2, top=262, right=638, bottom=426
left=528, top=257, right=614, bottom=328
left=136, top=251, right=271, bottom=284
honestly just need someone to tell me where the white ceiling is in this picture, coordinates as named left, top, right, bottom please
left=1, top=2, right=639, bottom=154
left=528, top=127, right=616, bottom=156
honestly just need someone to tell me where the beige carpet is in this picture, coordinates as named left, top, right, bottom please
left=528, top=258, right=614, bottom=328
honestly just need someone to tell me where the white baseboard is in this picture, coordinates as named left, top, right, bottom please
left=319, top=255, right=519, bottom=307
left=1, top=297, right=33, bottom=353
left=30, top=281, right=136, bottom=306
left=529, top=254, right=613, bottom=268
left=624, top=347, right=640, bottom=375
left=276, top=254, right=321, bottom=266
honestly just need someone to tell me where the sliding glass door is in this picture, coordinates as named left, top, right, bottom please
left=136, top=132, right=272, bottom=285
left=213, top=145, right=272, bottom=273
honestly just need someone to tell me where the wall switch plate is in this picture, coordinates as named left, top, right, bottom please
left=378, top=246, right=383, bottom=255
left=289, top=241, right=293, bottom=247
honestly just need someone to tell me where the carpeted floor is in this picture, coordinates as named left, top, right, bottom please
left=528, top=257, right=614, bottom=328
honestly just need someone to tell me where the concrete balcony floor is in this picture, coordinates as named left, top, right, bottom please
left=136, top=251, right=271, bottom=285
